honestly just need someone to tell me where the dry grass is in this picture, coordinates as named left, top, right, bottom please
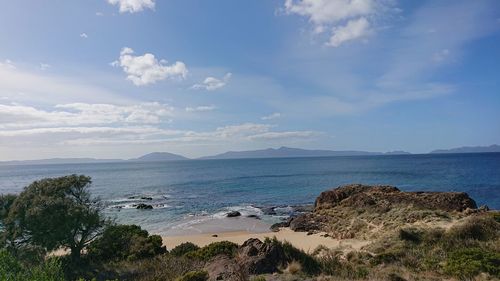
left=286, top=260, right=302, bottom=275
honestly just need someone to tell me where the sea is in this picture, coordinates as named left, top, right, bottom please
left=1, top=153, right=499, bottom=235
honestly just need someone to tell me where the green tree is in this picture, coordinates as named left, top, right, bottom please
left=87, top=224, right=166, bottom=261
left=5, top=175, right=106, bottom=261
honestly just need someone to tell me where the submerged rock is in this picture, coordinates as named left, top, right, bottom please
left=136, top=203, right=153, bottom=210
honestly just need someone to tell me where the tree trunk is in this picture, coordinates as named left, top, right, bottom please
left=70, top=245, right=81, bottom=262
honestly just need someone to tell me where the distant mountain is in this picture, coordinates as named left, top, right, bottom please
left=199, top=146, right=410, bottom=160
left=132, top=152, right=188, bottom=162
left=0, top=158, right=122, bottom=166
left=430, top=144, right=500, bottom=154
left=385, top=150, right=412, bottom=155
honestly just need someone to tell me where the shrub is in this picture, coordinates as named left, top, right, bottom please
left=175, top=270, right=208, bottom=281
left=264, top=237, right=320, bottom=275
left=87, top=224, right=166, bottom=262
left=447, top=215, right=500, bottom=241
left=399, top=228, right=422, bottom=243
left=170, top=242, right=200, bottom=257
left=186, top=241, right=238, bottom=261
left=0, top=249, right=64, bottom=281
left=444, top=247, right=500, bottom=279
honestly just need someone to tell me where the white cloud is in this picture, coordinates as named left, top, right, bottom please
left=432, top=49, right=450, bottom=62
left=40, top=63, right=51, bottom=71
left=80, top=33, right=88, bottom=39
left=284, top=0, right=390, bottom=47
left=96, top=12, right=104, bottom=16
left=0, top=59, right=15, bottom=69
left=327, top=17, right=370, bottom=47
left=0, top=102, right=174, bottom=129
left=261, top=112, right=281, bottom=120
left=185, top=105, right=216, bottom=112
left=192, top=73, right=232, bottom=91
left=113, top=47, right=188, bottom=86
left=107, top=0, right=155, bottom=13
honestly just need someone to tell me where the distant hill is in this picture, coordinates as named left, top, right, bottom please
left=131, top=152, right=188, bottom=162
left=199, top=146, right=410, bottom=160
left=430, top=144, right=500, bottom=154
left=0, top=158, right=122, bottom=166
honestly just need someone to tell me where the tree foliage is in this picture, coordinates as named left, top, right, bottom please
left=4, top=175, right=105, bottom=260
left=87, top=224, right=166, bottom=261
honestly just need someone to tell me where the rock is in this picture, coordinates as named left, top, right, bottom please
left=205, top=255, right=245, bottom=281
left=136, top=203, right=153, bottom=210
left=314, top=184, right=477, bottom=212
left=292, top=205, right=314, bottom=213
left=261, top=207, right=277, bottom=216
left=289, top=214, right=323, bottom=232
left=226, top=211, right=241, bottom=217
left=247, top=214, right=261, bottom=219
left=238, top=238, right=286, bottom=274
left=212, top=234, right=218, bottom=237
left=270, top=218, right=293, bottom=232
left=479, top=205, right=490, bottom=211
left=290, top=184, right=479, bottom=239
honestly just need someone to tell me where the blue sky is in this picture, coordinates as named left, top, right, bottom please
left=0, top=0, right=499, bottom=160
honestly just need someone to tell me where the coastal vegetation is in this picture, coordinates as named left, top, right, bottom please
left=0, top=175, right=499, bottom=280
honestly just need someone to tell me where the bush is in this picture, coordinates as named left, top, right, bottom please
left=444, top=248, right=500, bottom=279
left=175, top=270, right=208, bottom=281
left=399, top=228, right=422, bottom=243
left=185, top=241, right=238, bottom=261
left=0, top=249, right=65, bottom=281
left=447, top=215, right=500, bottom=241
left=170, top=242, right=200, bottom=257
left=87, top=224, right=166, bottom=262
left=264, top=237, right=320, bottom=275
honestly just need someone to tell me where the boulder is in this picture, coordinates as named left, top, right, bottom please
left=237, top=238, right=286, bottom=275
left=136, top=203, right=153, bottom=210
left=205, top=255, right=245, bottom=281
left=226, top=211, right=241, bottom=217
left=289, top=214, right=323, bottom=232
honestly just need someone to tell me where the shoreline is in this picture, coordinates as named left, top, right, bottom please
left=162, top=227, right=371, bottom=252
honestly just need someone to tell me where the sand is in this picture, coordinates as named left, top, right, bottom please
left=162, top=227, right=370, bottom=253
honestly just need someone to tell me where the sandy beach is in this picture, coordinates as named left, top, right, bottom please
left=162, top=227, right=370, bottom=253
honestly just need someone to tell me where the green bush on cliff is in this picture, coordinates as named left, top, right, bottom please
left=170, top=242, right=200, bottom=257
left=444, top=247, right=500, bottom=279
left=0, top=249, right=65, bottom=281
left=175, top=270, right=208, bottom=281
left=185, top=241, right=238, bottom=261
left=87, top=224, right=166, bottom=262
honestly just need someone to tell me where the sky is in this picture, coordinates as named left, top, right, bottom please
left=0, top=0, right=499, bottom=160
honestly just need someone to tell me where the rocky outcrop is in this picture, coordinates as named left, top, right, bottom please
left=291, top=184, right=479, bottom=238
left=237, top=238, right=286, bottom=274
left=314, top=184, right=477, bottom=212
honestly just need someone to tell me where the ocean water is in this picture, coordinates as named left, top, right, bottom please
left=0, top=153, right=499, bottom=234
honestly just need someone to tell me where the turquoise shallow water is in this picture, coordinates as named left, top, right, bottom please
left=0, top=153, right=499, bottom=234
